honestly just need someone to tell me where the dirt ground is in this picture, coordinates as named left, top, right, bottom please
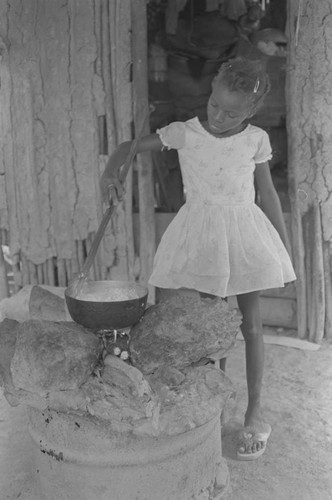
left=224, top=337, right=332, bottom=500
left=0, top=334, right=332, bottom=500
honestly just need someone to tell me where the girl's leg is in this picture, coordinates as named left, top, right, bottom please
left=236, top=291, right=266, bottom=451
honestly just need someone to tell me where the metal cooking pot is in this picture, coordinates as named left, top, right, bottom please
left=65, top=280, right=148, bottom=331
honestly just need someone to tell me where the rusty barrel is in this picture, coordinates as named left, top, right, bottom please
left=28, top=407, right=230, bottom=500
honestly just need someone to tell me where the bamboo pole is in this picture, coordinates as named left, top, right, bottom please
left=294, top=211, right=307, bottom=338
left=323, top=241, right=332, bottom=339
left=152, top=151, right=172, bottom=212
left=85, top=237, right=91, bottom=278
left=113, top=0, right=135, bottom=281
left=28, top=261, right=38, bottom=285
left=37, top=264, right=44, bottom=285
left=1, top=229, right=7, bottom=245
left=94, top=0, right=102, bottom=79
left=57, top=258, right=67, bottom=287
left=65, top=259, right=72, bottom=284
left=304, top=211, right=313, bottom=340
left=21, top=255, right=29, bottom=286
left=285, top=2, right=305, bottom=338
left=0, top=233, right=9, bottom=299
left=76, top=240, right=85, bottom=269
left=71, top=248, right=79, bottom=277
left=43, top=262, right=49, bottom=285
left=0, top=31, right=20, bottom=277
left=310, top=203, right=325, bottom=343
left=132, top=0, right=156, bottom=302
left=11, top=254, right=21, bottom=292
left=47, top=258, right=55, bottom=286
left=101, top=0, right=118, bottom=151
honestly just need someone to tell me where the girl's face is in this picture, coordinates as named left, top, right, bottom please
left=207, top=79, right=253, bottom=137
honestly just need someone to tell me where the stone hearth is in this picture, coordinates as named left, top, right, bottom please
left=0, top=286, right=241, bottom=500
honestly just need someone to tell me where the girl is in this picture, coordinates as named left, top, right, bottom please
left=100, top=58, right=296, bottom=460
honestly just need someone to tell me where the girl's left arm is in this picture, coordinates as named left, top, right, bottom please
left=254, top=162, right=292, bottom=259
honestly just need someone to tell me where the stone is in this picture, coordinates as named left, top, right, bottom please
left=154, top=365, right=186, bottom=386
left=0, top=285, right=70, bottom=323
left=103, top=354, right=153, bottom=398
left=147, top=364, right=235, bottom=436
left=0, top=319, right=48, bottom=408
left=80, top=373, right=155, bottom=430
left=0, top=293, right=237, bottom=439
left=129, top=290, right=241, bottom=374
left=29, top=285, right=67, bottom=321
left=10, top=319, right=102, bottom=396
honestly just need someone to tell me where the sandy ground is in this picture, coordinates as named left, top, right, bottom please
left=0, top=335, right=332, bottom=500
left=223, top=337, right=332, bottom=500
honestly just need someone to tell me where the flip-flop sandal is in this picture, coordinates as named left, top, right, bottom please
left=237, top=423, right=272, bottom=461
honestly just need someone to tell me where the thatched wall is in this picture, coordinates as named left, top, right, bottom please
left=0, top=0, right=155, bottom=293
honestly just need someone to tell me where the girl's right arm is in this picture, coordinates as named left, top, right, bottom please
left=100, top=133, right=163, bottom=202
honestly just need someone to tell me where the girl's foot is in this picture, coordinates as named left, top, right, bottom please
left=237, top=408, right=272, bottom=460
left=237, top=423, right=272, bottom=460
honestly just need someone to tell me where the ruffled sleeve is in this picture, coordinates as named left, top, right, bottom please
left=157, top=121, right=186, bottom=150
left=254, top=129, right=273, bottom=163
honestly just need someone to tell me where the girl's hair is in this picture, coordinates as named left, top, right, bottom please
left=216, top=57, right=271, bottom=111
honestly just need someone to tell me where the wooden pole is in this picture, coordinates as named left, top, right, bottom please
left=43, top=262, right=49, bottom=285
left=297, top=213, right=307, bottom=338
left=323, top=241, right=332, bottom=339
left=286, top=0, right=332, bottom=340
left=21, top=255, right=30, bottom=286
left=286, top=82, right=307, bottom=336
left=311, top=203, right=325, bottom=342
left=28, top=261, right=38, bottom=286
left=303, top=211, right=312, bottom=339
left=47, top=258, right=55, bottom=287
left=57, top=258, right=67, bottom=287
left=132, top=0, right=156, bottom=302
left=0, top=233, right=9, bottom=299
left=37, top=264, right=44, bottom=285
left=113, top=0, right=135, bottom=281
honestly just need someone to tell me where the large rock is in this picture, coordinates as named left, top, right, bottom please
left=146, top=364, right=235, bottom=435
left=0, top=317, right=235, bottom=437
left=9, top=320, right=102, bottom=396
left=130, top=290, right=241, bottom=374
left=0, top=285, right=70, bottom=323
left=29, top=285, right=68, bottom=321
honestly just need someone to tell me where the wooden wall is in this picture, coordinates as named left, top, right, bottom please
left=286, top=0, right=332, bottom=341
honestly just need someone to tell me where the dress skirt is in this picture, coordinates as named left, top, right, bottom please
left=149, top=201, right=296, bottom=298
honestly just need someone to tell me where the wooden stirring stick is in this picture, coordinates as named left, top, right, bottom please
left=68, top=107, right=150, bottom=296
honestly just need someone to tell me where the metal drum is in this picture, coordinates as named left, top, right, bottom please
left=28, top=408, right=230, bottom=500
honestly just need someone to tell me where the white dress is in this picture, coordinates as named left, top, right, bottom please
left=149, top=117, right=296, bottom=297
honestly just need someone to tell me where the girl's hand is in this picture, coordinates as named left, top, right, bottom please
left=100, top=169, right=124, bottom=205
left=99, top=133, right=163, bottom=205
